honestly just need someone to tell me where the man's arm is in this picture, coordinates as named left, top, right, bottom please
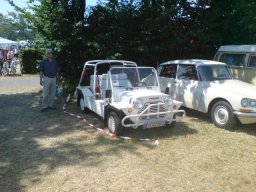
left=39, top=60, right=44, bottom=86
left=40, top=72, right=43, bottom=86
left=56, top=61, right=60, bottom=85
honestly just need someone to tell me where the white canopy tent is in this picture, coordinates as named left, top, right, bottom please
left=0, top=37, right=19, bottom=50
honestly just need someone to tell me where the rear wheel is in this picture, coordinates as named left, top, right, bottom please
left=1, top=67, right=7, bottom=76
left=107, top=112, right=123, bottom=136
left=79, top=96, right=89, bottom=113
left=211, top=101, right=237, bottom=128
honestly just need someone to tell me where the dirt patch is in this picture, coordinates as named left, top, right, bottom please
left=0, top=84, right=256, bottom=192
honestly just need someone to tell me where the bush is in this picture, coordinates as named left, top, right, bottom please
left=19, top=48, right=45, bottom=74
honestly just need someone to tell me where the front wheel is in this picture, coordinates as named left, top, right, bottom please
left=211, top=101, right=237, bottom=128
left=107, top=112, right=123, bottom=136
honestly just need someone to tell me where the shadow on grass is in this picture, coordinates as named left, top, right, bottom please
left=77, top=104, right=198, bottom=139
left=183, top=107, right=256, bottom=136
left=0, top=92, right=197, bottom=191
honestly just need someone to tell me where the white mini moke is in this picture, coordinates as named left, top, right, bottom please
left=75, top=60, right=185, bottom=136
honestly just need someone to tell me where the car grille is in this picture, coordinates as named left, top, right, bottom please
left=138, top=101, right=167, bottom=119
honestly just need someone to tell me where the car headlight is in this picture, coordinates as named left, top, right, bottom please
left=241, top=98, right=256, bottom=108
left=164, top=96, right=173, bottom=106
left=132, top=99, right=143, bottom=109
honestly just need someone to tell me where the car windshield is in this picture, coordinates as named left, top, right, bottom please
left=198, top=65, right=233, bottom=81
left=109, top=67, right=159, bottom=88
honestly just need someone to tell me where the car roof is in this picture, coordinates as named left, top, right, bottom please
left=218, top=45, right=256, bottom=53
left=159, top=59, right=226, bottom=66
left=83, top=60, right=137, bottom=68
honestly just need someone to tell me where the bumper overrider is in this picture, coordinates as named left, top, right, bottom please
left=121, top=102, right=186, bottom=128
left=233, top=111, right=256, bottom=124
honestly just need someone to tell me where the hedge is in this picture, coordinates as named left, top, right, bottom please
left=19, top=48, right=45, bottom=74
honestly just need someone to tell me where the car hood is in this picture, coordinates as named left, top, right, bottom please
left=120, top=89, right=168, bottom=102
left=206, top=80, right=256, bottom=98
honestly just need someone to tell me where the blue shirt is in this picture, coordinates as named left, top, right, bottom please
left=39, top=58, right=60, bottom=77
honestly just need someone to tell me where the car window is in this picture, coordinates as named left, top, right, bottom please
left=198, top=65, right=232, bottom=81
left=248, top=55, right=256, bottom=67
left=219, top=54, right=246, bottom=67
left=177, top=64, right=198, bottom=80
left=159, top=64, right=177, bottom=78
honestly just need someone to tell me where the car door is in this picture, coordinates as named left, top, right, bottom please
left=176, top=64, right=202, bottom=110
left=158, top=64, right=179, bottom=99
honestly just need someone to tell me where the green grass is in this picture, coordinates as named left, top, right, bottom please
left=1, top=89, right=256, bottom=192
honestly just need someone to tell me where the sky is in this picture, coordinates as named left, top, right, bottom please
left=0, top=0, right=98, bottom=16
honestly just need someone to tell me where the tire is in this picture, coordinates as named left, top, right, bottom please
left=79, top=96, right=89, bottom=113
left=107, top=112, right=123, bottom=136
left=2, top=68, right=7, bottom=76
left=211, top=101, right=237, bottom=128
left=77, top=93, right=82, bottom=106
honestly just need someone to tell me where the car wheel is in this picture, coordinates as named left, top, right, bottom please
left=77, top=92, right=82, bottom=106
left=107, top=112, right=123, bottom=136
left=211, top=101, right=237, bottom=128
left=79, top=96, right=89, bottom=113
left=2, top=68, right=7, bottom=76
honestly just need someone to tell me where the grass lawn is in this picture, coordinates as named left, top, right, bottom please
left=0, top=86, right=256, bottom=192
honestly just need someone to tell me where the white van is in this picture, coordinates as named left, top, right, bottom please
left=214, top=45, right=256, bottom=85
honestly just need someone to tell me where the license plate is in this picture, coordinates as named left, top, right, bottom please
left=144, top=121, right=165, bottom=128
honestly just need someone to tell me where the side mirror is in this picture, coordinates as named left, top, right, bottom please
left=105, top=90, right=112, bottom=98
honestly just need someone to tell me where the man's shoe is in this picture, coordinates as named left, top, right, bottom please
left=41, top=108, right=48, bottom=112
left=48, top=106, right=56, bottom=110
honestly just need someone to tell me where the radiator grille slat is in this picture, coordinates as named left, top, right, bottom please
left=138, top=102, right=167, bottom=119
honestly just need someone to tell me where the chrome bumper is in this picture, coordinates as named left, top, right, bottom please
left=121, top=103, right=186, bottom=128
left=233, top=111, right=256, bottom=124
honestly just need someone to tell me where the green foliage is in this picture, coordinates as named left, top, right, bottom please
left=19, top=48, right=44, bottom=74
left=26, top=0, right=87, bottom=92
left=0, top=12, right=38, bottom=41
left=6, top=0, right=256, bottom=92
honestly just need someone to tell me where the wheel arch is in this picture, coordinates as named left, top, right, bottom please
left=104, top=105, right=126, bottom=125
left=207, top=98, right=232, bottom=114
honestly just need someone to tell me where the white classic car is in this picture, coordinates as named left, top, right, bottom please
left=158, top=59, right=256, bottom=128
left=75, top=60, right=185, bottom=136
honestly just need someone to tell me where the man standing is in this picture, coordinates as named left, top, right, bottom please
left=39, top=48, right=60, bottom=112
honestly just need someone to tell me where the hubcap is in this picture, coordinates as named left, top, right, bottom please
left=214, top=106, right=229, bottom=125
left=108, top=115, right=116, bottom=133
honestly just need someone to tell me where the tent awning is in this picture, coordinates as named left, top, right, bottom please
left=0, top=37, right=19, bottom=49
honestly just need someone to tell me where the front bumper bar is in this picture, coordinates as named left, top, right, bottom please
left=121, top=103, right=186, bottom=128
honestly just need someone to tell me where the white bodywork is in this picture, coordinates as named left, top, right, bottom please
left=158, top=59, right=256, bottom=125
left=76, top=60, right=185, bottom=130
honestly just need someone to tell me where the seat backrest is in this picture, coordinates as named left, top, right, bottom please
left=101, top=74, right=108, bottom=89
left=111, top=73, right=132, bottom=87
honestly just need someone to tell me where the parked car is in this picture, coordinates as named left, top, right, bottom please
left=214, top=45, right=256, bottom=85
left=75, top=60, right=185, bottom=136
left=158, top=59, right=256, bottom=128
